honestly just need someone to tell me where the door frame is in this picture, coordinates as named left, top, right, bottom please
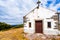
left=35, top=20, right=43, bottom=33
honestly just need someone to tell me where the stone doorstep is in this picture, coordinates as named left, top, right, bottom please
left=24, top=33, right=60, bottom=40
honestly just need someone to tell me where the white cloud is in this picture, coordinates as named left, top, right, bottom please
left=49, top=2, right=60, bottom=12
left=55, top=3, right=60, bottom=11
left=0, top=0, right=36, bottom=25
left=0, top=0, right=59, bottom=25
left=41, top=0, right=60, bottom=12
left=40, top=0, right=48, bottom=8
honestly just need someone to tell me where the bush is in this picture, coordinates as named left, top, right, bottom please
left=14, top=24, right=24, bottom=28
left=0, top=22, right=24, bottom=31
left=0, top=22, right=12, bottom=31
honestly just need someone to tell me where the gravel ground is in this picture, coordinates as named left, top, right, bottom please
left=24, top=33, right=60, bottom=40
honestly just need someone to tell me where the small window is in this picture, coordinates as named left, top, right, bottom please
left=29, top=22, right=31, bottom=27
left=47, top=22, right=51, bottom=28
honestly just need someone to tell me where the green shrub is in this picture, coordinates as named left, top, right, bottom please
left=0, top=22, right=12, bottom=30
left=0, top=22, right=24, bottom=31
left=14, top=24, right=24, bottom=28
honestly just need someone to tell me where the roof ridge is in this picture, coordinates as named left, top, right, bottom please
left=39, top=6, right=57, bottom=12
left=24, top=6, right=57, bottom=17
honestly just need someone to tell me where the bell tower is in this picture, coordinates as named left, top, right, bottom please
left=37, top=0, right=41, bottom=9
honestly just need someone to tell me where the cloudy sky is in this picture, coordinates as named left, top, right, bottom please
left=0, top=0, right=60, bottom=25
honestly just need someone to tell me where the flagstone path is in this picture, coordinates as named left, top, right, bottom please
left=24, top=33, right=60, bottom=40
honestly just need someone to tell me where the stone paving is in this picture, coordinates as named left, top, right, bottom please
left=24, top=33, right=60, bottom=40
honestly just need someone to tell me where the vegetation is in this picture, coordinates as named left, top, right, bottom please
left=14, top=24, right=24, bottom=28
left=0, top=22, right=12, bottom=31
left=0, top=22, right=23, bottom=31
left=0, top=22, right=28, bottom=40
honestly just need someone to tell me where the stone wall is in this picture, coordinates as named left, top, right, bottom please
left=51, top=13, right=60, bottom=30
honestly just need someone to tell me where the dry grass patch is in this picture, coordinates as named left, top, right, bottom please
left=0, top=28, right=28, bottom=40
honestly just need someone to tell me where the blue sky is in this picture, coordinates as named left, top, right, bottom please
left=0, top=0, right=60, bottom=25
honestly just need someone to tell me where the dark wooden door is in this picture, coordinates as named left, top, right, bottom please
left=35, top=20, right=43, bottom=33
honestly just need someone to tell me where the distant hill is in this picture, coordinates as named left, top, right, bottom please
left=11, top=25, right=17, bottom=27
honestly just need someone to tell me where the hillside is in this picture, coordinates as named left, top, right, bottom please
left=0, top=28, right=27, bottom=40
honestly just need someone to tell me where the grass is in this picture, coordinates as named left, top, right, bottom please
left=0, top=28, right=28, bottom=40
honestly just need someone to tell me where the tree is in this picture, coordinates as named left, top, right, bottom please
left=0, top=22, right=12, bottom=30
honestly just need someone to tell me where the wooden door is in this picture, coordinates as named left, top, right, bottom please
left=35, top=20, right=43, bottom=33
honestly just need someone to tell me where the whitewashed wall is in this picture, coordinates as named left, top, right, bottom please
left=24, top=7, right=58, bottom=35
